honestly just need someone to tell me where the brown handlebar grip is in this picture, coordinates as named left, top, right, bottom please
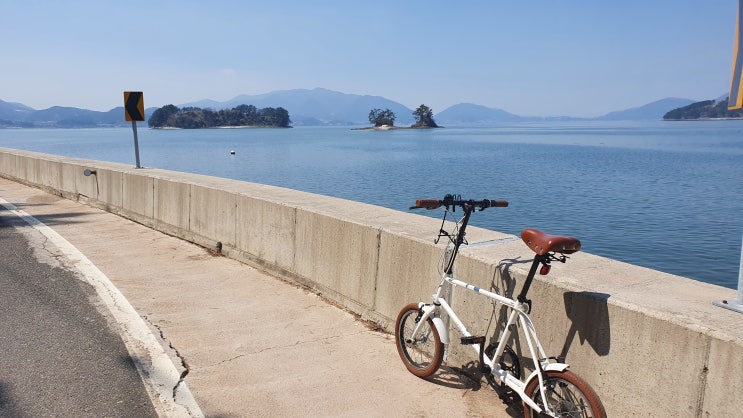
left=415, top=199, right=442, bottom=209
left=493, top=200, right=508, bottom=207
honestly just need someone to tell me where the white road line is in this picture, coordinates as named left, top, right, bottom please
left=0, top=197, right=204, bottom=418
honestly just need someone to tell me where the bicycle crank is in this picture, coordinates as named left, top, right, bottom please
left=460, top=336, right=491, bottom=374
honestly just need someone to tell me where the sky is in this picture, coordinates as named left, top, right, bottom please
left=1, top=0, right=738, bottom=118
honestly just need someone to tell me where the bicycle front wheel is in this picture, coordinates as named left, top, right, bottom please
left=394, top=303, right=444, bottom=378
left=523, top=370, right=606, bottom=418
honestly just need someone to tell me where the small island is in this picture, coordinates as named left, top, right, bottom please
left=354, top=104, right=442, bottom=130
left=663, top=97, right=743, bottom=120
left=148, top=104, right=291, bottom=129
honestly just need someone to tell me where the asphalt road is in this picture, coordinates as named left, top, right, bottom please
left=0, top=212, right=156, bottom=417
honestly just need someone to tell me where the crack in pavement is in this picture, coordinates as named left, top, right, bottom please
left=196, top=329, right=372, bottom=370
left=143, top=315, right=191, bottom=400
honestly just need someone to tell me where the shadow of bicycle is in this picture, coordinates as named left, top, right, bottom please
left=491, top=257, right=611, bottom=360
left=427, top=364, right=482, bottom=390
left=431, top=363, right=523, bottom=418
left=560, top=291, right=611, bottom=359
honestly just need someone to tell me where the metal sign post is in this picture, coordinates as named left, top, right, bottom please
left=124, top=91, right=145, bottom=168
left=131, top=120, right=141, bottom=169
left=714, top=235, right=743, bottom=314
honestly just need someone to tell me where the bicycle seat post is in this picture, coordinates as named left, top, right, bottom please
left=517, top=254, right=548, bottom=305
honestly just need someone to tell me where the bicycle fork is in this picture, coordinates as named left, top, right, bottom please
left=407, top=273, right=456, bottom=345
left=411, top=302, right=450, bottom=345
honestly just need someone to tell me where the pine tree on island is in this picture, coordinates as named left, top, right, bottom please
left=411, top=104, right=438, bottom=128
left=368, top=108, right=397, bottom=127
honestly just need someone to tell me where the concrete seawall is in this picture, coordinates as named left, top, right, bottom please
left=1, top=147, right=741, bottom=416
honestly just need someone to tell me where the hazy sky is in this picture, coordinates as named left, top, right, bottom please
left=1, top=1, right=737, bottom=117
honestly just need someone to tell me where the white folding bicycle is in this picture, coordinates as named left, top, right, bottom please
left=395, top=195, right=606, bottom=418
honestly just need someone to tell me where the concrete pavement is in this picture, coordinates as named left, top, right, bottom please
left=0, top=177, right=515, bottom=417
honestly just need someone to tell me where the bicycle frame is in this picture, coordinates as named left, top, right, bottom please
left=411, top=270, right=566, bottom=415
left=408, top=199, right=567, bottom=415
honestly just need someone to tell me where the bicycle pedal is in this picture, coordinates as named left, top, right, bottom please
left=478, top=364, right=492, bottom=374
left=460, top=336, right=486, bottom=345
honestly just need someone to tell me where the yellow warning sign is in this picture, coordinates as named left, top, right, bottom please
left=124, top=91, right=145, bottom=121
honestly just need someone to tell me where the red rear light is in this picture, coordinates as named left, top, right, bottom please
left=539, top=264, right=551, bottom=275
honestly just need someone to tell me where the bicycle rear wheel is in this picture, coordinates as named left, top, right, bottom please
left=523, top=370, right=605, bottom=418
left=394, top=303, right=444, bottom=378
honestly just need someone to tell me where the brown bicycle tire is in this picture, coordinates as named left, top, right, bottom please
left=523, top=370, right=606, bottom=418
left=394, top=303, right=444, bottom=378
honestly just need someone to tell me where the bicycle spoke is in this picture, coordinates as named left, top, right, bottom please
left=406, top=327, right=433, bottom=365
left=541, top=379, right=591, bottom=417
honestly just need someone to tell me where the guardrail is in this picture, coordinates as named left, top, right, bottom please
left=1, top=147, right=741, bottom=416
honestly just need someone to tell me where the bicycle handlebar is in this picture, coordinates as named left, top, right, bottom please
left=410, top=195, right=508, bottom=211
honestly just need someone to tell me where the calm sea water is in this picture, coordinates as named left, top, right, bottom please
left=1, top=121, right=742, bottom=289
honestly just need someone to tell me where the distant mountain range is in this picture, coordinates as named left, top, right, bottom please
left=0, top=100, right=157, bottom=128
left=595, top=98, right=696, bottom=121
left=0, top=88, right=707, bottom=128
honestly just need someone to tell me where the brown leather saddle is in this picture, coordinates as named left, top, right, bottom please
left=521, top=228, right=581, bottom=256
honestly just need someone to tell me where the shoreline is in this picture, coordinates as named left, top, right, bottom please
left=663, top=117, right=743, bottom=121
left=151, top=125, right=292, bottom=130
left=351, top=125, right=443, bottom=131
